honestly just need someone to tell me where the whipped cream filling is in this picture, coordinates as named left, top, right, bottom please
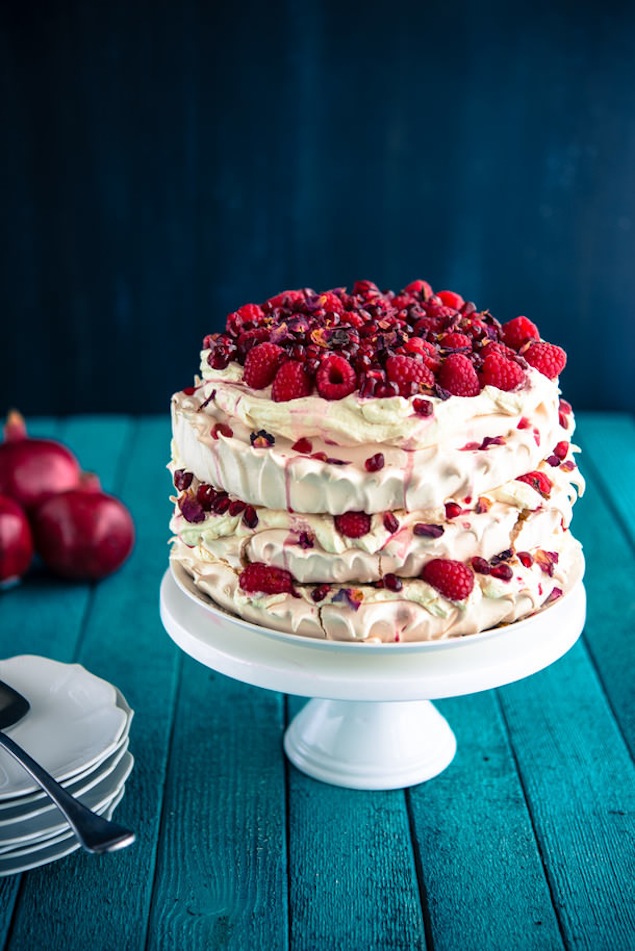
left=171, top=369, right=568, bottom=514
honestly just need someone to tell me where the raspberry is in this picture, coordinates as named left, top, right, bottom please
left=334, top=511, right=372, bottom=538
left=524, top=342, right=567, bottom=379
left=437, top=353, right=481, bottom=397
left=239, top=563, right=295, bottom=594
left=437, top=290, right=465, bottom=310
left=501, top=315, right=539, bottom=351
left=516, top=470, right=553, bottom=498
left=479, top=353, right=525, bottom=391
left=316, top=354, right=357, bottom=400
left=403, top=279, right=433, bottom=299
left=385, top=355, right=434, bottom=396
left=481, top=341, right=516, bottom=361
left=439, top=332, right=471, bottom=350
left=271, top=361, right=313, bottom=402
left=421, top=558, right=474, bottom=600
left=243, top=342, right=285, bottom=388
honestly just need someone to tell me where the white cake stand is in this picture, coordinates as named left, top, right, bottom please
left=160, top=565, right=586, bottom=790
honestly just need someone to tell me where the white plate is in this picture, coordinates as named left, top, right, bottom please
left=0, top=786, right=126, bottom=876
left=0, top=752, right=134, bottom=855
left=0, top=687, right=133, bottom=813
left=0, top=656, right=129, bottom=798
left=0, top=740, right=130, bottom=827
left=0, top=751, right=134, bottom=850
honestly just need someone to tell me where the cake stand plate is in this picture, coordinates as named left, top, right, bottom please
left=160, top=567, right=586, bottom=790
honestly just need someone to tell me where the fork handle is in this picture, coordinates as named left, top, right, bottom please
left=0, top=731, right=135, bottom=854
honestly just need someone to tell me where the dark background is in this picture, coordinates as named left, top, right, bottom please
left=1, top=0, right=634, bottom=416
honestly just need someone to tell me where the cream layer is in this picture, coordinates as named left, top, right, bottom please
left=170, top=532, right=583, bottom=643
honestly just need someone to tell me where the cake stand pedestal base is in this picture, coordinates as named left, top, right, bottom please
left=284, top=698, right=456, bottom=789
left=160, top=565, right=586, bottom=791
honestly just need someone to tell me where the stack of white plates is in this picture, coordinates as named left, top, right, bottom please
left=0, top=655, right=134, bottom=876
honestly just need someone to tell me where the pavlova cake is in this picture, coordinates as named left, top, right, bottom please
left=169, top=279, right=584, bottom=643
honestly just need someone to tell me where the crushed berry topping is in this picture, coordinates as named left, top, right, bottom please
left=201, top=281, right=567, bottom=402
left=311, top=584, right=331, bottom=602
left=250, top=429, right=275, bottom=448
left=297, top=531, right=314, bottom=549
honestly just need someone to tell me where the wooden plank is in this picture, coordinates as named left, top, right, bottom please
left=498, top=642, right=635, bottom=950
left=287, top=696, right=427, bottom=951
left=572, top=414, right=635, bottom=754
left=5, top=417, right=182, bottom=950
left=0, top=417, right=131, bottom=941
left=409, top=692, right=564, bottom=951
left=575, top=413, right=635, bottom=551
left=147, top=659, right=288, bottom=950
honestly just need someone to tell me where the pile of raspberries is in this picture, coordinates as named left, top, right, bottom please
left=204, top=280, right=566, bottom=403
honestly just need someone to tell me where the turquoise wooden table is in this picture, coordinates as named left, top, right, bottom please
left=0, top=413, right=633, bottom=950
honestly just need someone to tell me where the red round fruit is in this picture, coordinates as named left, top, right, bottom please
left=31, top=481, right=135, bottom=580
left=0, top=495, right=33, bottom=585
left=420, top=558, right=474, bottom=601
left=0, top=412, right=81, bottom=511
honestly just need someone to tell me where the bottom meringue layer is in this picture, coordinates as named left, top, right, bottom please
left=169, top=531, right=583, bottom=644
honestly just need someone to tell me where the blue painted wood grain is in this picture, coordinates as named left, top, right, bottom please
left=1, top=1, right=634, bottom=415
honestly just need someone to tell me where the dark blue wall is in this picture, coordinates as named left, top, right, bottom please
left=1, top=0, right=634, bottom=415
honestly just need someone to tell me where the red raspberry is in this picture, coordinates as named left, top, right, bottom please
left=437, top=353, right=481, bottom=397
left=317, top=291, right=345, bottom=312
left=516, top=470, right=553, bottom=498
left=243, top=342, right=285, bottom=389
left=420, top=558, right=474, bottom=601
left=264, top=289, right=306, bottom=311
left=501, top=315, right=539, bottom=351
left=239, top=563, right=296, bottom=594
left=437, top=290, right=465, bottom=310
left=524, top=342, right=567, bottom=379
left=479, top=353, right=525, bottom=391
left=481, top=341, right=517, bottom=361
left=316, top=354, right=357, bottom=400
left=334, top=511, right=372, bottom=538
left=385, top=355, right=434, bottom=396
left=439, top=332, right=471, bottom=350
left=271, top=361, right=313, bottom=401
left=403, top=279, right=433, bottom=299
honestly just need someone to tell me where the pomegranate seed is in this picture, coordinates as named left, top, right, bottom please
left=413, top=398, right=433, bottom=417
left=444, top=502, right=462, bottom=519
left=242, top=505, right=259, bottom=528
left=470, top=557, right=490, bottom=575
left=490, top=563, right=513, bottom=581
left=173, top=469, right=193, bottom=491
left=517, top=551, right=534, bottom=568
left=365, top=453, right=385, bottom=472
left=196, top=484, right=217, bottom=510
left=383, top=573, right=403, bottom=591
left=554, top=441, right=568, bottom=459
left=291, top=437, right=312, bottom=453
left=413, top=523, right=444, bottom=538
left=179, top=496, right=206, bottom=523
left=211, top=493, right=231, bottom=514
left=383, top=512, right=399, bottom=533
left=228, top=499, right=246, bottom=516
